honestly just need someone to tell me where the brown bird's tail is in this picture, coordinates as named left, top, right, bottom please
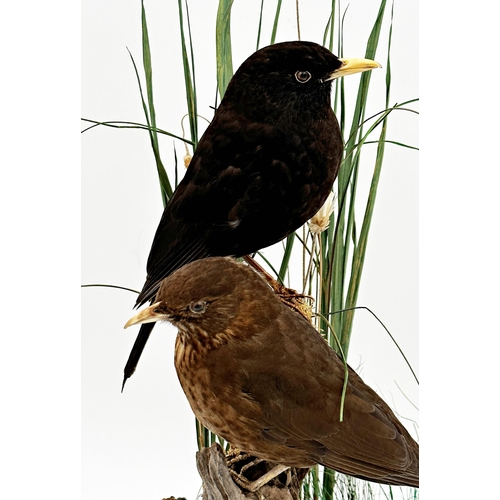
left=324, top=432, right=419, bottom=488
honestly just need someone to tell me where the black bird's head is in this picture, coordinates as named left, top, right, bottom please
left=222, top=41, right=380, bottom=116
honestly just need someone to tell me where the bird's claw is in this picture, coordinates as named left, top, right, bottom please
left=229, top=464, right=290, bottom=493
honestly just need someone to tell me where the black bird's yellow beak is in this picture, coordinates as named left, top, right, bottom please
left=326, top=58, right=381, bottom=81
left=124, top=302, right=163, bottom=329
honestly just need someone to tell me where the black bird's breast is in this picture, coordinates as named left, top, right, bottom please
left=173, top=102, right=342, bottom=257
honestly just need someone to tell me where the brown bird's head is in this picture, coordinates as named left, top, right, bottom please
left=222, top=41, right=380, bottom=117
left=125, top=257, right=278, bottom=347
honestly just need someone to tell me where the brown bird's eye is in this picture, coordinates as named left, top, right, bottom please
left=189, top=300, right=207, bottom=314
left=295, top=70, right=312, bottom=83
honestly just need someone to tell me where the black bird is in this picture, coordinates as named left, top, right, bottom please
left=125, top=257, right=419, bottom=489
left=124, top=41, right=380, bottom=389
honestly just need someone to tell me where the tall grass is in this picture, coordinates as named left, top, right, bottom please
left=82, top=0, right=418, bottom=498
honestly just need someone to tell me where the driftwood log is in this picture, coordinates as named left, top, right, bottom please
left=196, top=443, right=307, bottom=500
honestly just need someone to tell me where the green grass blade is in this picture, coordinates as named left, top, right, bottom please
left=340, top=0, right=393, bottom=354
left=185, top=0, right=199, bottom=147
left=256, top=0, right=265, bottom=50
left=278, top=233, right=295, bottom=284
left=321, top=1, right=336, bottom=52
left=141, top=1, right=154, bottom=127
left=216, top=0, right=234, bottom=97
left=127, top=45, right=172, bottom=205
left=81, top=283, right=140, bottom=295
left=177, top=0, right=198, bottom=147
left=328, top=0, right=388, bottom=355
left=270, top=0, right=282, bottom=44
left=331, top=305, right=419, bottom=385
left=140, top=1, right=172, bottom=204
left=255, top=251, right=280, bottom=280
left=81, top=118, right=194, bottom=144
left=322, top=467, right=335, bottom=500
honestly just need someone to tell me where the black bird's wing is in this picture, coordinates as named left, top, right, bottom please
left=137, top=106, right=339, bottom=307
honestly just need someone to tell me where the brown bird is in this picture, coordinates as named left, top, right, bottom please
left=125, top=257, right=419, bottom=489
left=123, top=41, right=381, bottom=389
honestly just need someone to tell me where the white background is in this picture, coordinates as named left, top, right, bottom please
left=3, top=1, right=500, bottom=500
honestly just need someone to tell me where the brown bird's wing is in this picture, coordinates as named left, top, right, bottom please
left=208, top=305, right=418, bottom=487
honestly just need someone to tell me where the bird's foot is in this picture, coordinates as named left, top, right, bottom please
left=243, top=255, right=313, bottom=322
left=239, top=457, right=263, bottom=476
left=229, top=464, right=290, bottom=493
left=226, top=447, right=291, bottom=492
left=226, top=449, right=254, bottom=467
left=273, top=285, right=313, bottom=322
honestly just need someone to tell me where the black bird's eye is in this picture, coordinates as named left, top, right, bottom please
left=295, top=70, right=312, bottom=83
left=189, top=300, right=207, bottom=314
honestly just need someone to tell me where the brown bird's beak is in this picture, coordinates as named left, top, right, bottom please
left=326, top=58, right=381, bottom=81
left=124, top=302, right=163, bottom=329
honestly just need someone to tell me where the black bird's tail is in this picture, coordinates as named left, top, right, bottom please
left=122, top=231, right=212, bottom=391
left=122, top=322, right=155, bottom=391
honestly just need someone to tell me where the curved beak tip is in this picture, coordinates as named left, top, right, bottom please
left=123, top=318, right=135, bottom=329
left=123, top=302, right=163, bottom=330
left=331, top=57, right=382, bottom=80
